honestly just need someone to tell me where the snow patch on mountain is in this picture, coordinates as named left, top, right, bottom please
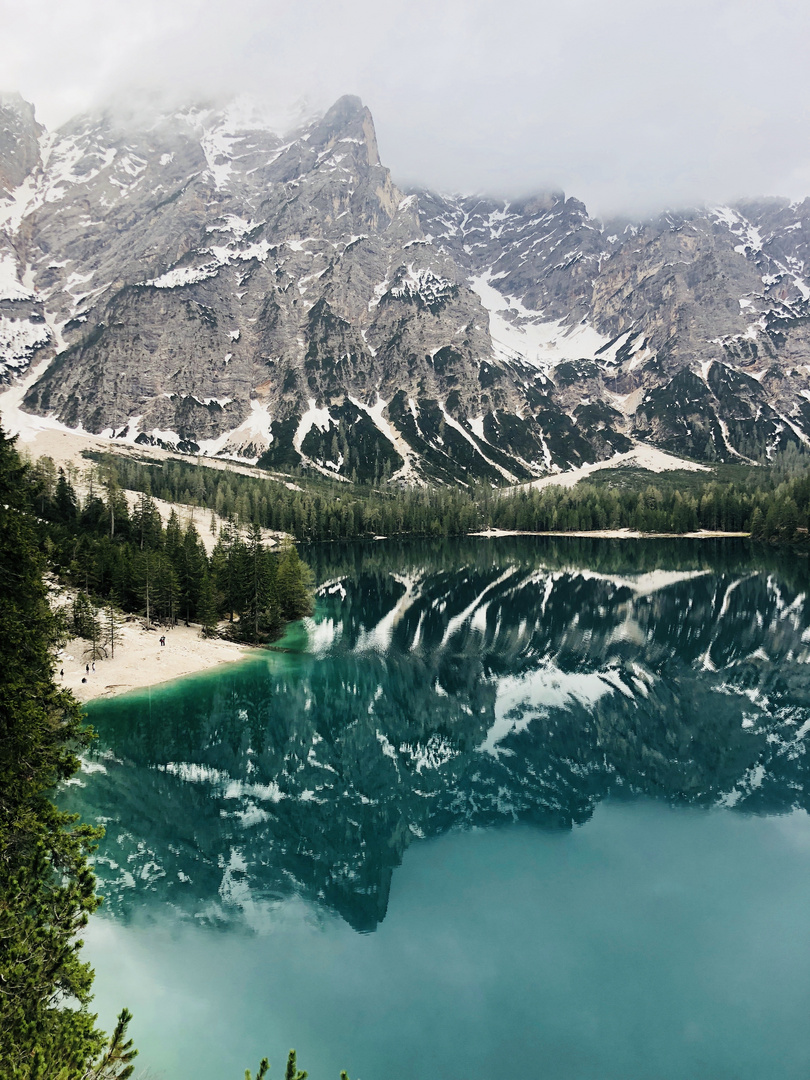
left=470, top=271, right=608, bottom=368
left=0, top=315, right=50, bottom=373
left=195, top=400, right=275, bottom=461
left=389, top=265, right=457, bottom=308
left=0, top=252, right=34, bottom=300
left=294, top=399, right=332, bottom=454
left=144, top=263, right=221, bottom=289
left=439, top=404, right=518, bottom=482
left=520, top=443, right=710, bottom=491
left=141, top=237, right=272, bottom=290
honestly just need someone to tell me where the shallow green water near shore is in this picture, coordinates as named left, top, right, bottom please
left=65, top=536, right=810, bottom=1079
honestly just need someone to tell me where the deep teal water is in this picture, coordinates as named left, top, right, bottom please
left=64, top=536, right=810, bottom=1079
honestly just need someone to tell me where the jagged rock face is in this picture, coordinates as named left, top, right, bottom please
left=0, top=93, right=42, bottom=194
left=2, top=93, right=810, bottom=480
left=420, top=195, right=810, bottom=463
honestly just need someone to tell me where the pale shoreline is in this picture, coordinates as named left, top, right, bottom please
left=59, top=619, right=256, bottom=705
left=470, top=528, right=751, bottom=539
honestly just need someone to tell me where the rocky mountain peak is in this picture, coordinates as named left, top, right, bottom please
left=305, top=93, right=381, bottom=169
left=3, top=92, right=810, bottom=484
left=0, top=92, right=42, bottom=194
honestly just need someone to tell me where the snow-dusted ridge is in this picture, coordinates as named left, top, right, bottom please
left=3, top=92, right=810, bottom=479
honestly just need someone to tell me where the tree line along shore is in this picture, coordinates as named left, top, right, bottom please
left=18, top=442, right=810, bottom=667
left=29, top=456, right=315, bottom=651
left=75, top=445, right=810, bottom=545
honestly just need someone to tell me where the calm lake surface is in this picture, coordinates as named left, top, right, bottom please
left=63, top=536, right=810, bottom=1079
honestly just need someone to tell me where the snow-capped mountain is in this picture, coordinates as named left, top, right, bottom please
left=2, top=90, right=810, bottom=482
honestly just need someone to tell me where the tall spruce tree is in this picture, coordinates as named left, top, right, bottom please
left=177, top=522, right=207, bottom=624
left=197, top=570, right=219, bottom=639
left=240, top=524, right=273, bottom=643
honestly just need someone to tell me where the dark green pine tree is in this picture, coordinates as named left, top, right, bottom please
left=177, top=521, right=207, bottom=624
left=84, top=598, right=106, bottom=663
left=238, top=524, right=275, bottom=643
left=135, top=548, right=156, bottom=626
left=749, top=505, right=765, bottom=539
left=85, top=1007, right=138, bottom=1079
left=211, top=521, right=246, bottom=625
left=53, top=467, right=79, bottom=526
left=104, top=594, right=123, bottom=660
left=0, top=426, right=135, bottom=1078
left=31, top=455, right=57, bottom=516
left=164, top=508, right=183, bottom=563
left=152, top=552, right=180, bottom=626
left=779, top=497, right=799, bottom=541
left=72, top=591, right=98, bottom=639
left=275, top=541, right=314, bottom=622
left=198, top=569, right=220, bottom=639
left=100, top=463, right=120, bottom=541
left=130, top=490, right=163, bottom=551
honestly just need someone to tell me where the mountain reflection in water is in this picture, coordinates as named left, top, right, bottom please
left=65, top=537, right=810, bottom=932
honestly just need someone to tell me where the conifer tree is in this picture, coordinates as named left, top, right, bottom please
left=240, top=523, right=273, bottom=642
left=105, top=596, right=123, bottom=660
left=198, top=570, right=219, bottom=638
left=85, top=1007, right=138, bottom=1079
left=101, top=464, right=120, bottom=540
left=131, top=491, right=162, bottom=551
left=84, top=600, right=106, bottom=663
left=54, top=468, right=80, bottom=526
left=134, top=549, right=160, bottom=626
left=177, top=522, right=207, bottom=624
left=275, top=541, right=314, bottom=622
left=164, top=508, right=183, bottom=562
left=0, top=426, right=134, bottom=1077
left=212, top=521, right=246, bottom=624
left=285, top=1049, right=308, bottom=1080
left=72, top=592, right=97, bottom=639
left=31, top=455, right=57, bottom=515
left=152, top=552, right=180, bottom=626
left=750, top=505, right=765, bottom=539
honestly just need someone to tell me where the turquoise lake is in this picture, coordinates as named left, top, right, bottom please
left=64, top=536, right=810, bottom=1079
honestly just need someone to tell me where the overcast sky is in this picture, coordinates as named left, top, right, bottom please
left=3, top=0, right=810, bottom=218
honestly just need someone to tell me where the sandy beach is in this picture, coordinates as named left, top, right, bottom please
left=58, top=618, right=254, bottom=704
left=471, top=527, right=750, bottom=539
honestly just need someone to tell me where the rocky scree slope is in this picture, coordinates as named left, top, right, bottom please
left=2, top=90, right=810, bottom=483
